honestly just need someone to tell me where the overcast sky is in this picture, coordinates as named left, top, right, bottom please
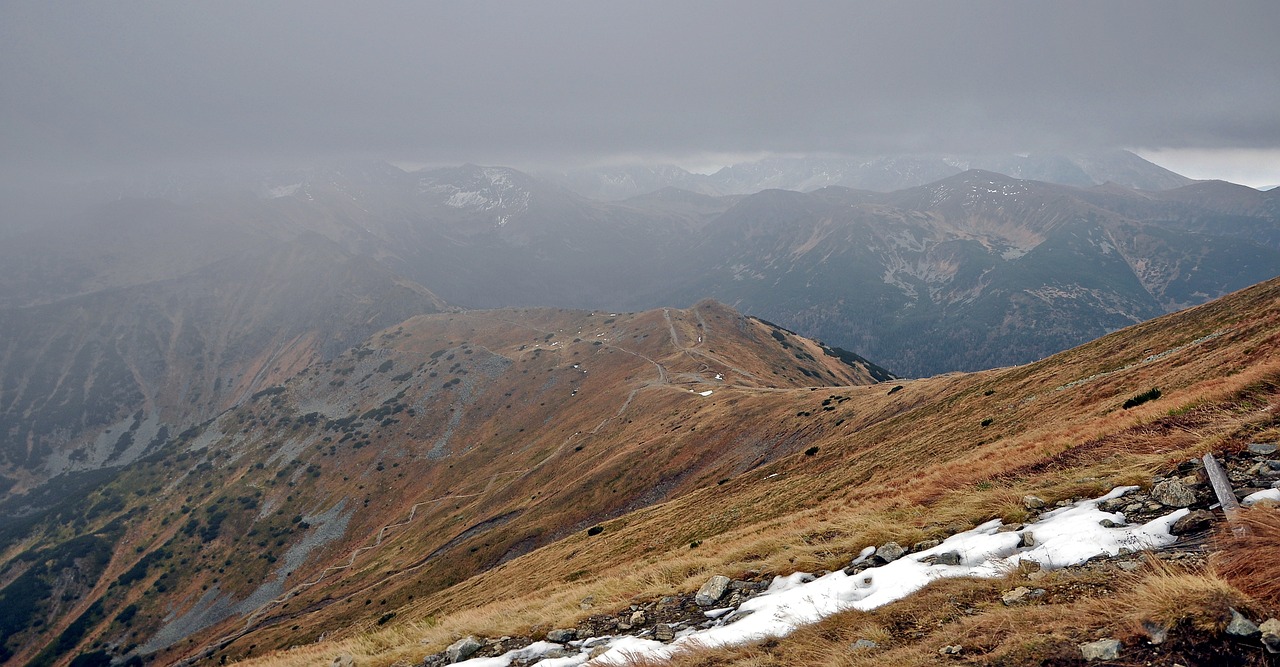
left=3, top=1, right=1279, bottom=186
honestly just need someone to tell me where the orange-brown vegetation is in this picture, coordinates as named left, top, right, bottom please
left=218, top=279, right=1280, bottom=667
left=1212, top=507, right=1280, bottom=610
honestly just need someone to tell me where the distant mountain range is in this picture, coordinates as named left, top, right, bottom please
left=542, top=150, right=1194, bottom=200
left=1, top=157, right=1277, bottom=491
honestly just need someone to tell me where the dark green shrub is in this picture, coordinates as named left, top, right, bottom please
left=1122, top=388, right=1161, bottom=409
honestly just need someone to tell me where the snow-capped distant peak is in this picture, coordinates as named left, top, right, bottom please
left=419, top=166, right=533, bottom=222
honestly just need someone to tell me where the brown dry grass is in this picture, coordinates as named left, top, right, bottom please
left=1211, top=506, right=1280, bottom=612
left=224, top=279, right=1280, bottom=666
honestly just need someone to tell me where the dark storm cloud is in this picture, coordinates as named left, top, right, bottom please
left=2, top=1, right=1278, bottom=181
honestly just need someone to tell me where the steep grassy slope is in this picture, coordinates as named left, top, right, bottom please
left=232, top=277, right=1280, bottom=667
left=0, top=301, right=887, bottom=666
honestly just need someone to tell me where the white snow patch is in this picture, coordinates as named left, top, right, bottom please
left=447, top=487, right=1187, bottom=666
left=1243, top=488, right=1280, bottom=505
left=695, top=390, right=714, bottom=397
left=267, top=183, right=302, bottom=198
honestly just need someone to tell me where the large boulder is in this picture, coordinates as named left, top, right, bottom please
left=695, top=575, right=731, bottom=606
left=445, top=636, right=483, bottom=663
left=1151, top=480, right=1196, bottom=508
left=1079, top=638, right=1121, bottom=661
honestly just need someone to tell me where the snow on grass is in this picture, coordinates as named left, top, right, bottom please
left=451, top=487, right=1185, bottom=667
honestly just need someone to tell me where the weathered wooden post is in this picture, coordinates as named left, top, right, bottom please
left=1203, top=453, right=1247, bottom=535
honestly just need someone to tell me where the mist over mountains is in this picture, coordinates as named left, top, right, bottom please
left=544, top=150, right=1194, bottom=201
left=2, top=150, right=1280, bottom=665
left=3, top=152, right=1278, bottom=485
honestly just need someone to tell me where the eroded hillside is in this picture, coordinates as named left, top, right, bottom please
left=225, top=277, right=1280, bottom=667
left=0, top=301, right=888, bottom=666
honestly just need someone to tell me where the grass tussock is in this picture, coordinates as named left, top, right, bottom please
left=1095, top=560, right=1249, bottom=637
left=1211, top=506, right=1280, bottom=611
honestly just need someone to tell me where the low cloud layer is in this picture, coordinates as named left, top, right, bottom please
left=3, top=1, right=1278, bottom=183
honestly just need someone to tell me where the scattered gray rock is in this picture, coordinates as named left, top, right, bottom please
left=654, top=623, right=675, bottom=641
left=579, top=595, right=595, bottom=610
left=1018, top=531, right=1036, bottom=548
left=1079, top=638, right=1122, bottom=661
left=1098, top=498, right=1128, bottom=513
left=1099, top=518, right=1120, bottom=528
left=1169, top=509, right=1214, bottom=535
left=938, top=644, right=963, bottom=655
left=722, top=609, right=755, bottom=625
left=1141, top=620, right=1169, bottom=645
left=912, top=539, right=941, bottom=552
left=588, top=646, right=610, bottom=660
left=874, top=542, right=906, bottom=563
left=1260, top=618, right=1280, bottom=654
left=1247, top=442, right=1278, bottom=455
left=1226, top=608, right=1260, bottom=638
left=851, top=639, right=879, bottom=650
left=421, top=655, right=446, bottom=667
left=545, top=628, right=576, bottom=643
left=1151, top=479, right=1197, bottom=508
left=1023, top=495, right=1046, bottom=509
left=333, top=655, right=355, bottom=667
left=445, top=636, right=482, bottom=664
left=934, top=551, right=962, bottom=566
left=629, top=610, right=647, bottom=626
left=1001, top=586, right=1045, bottom=605
left=1116, top=561, right=1141, bottom=572
left=695, top=575, right=731, bottom=606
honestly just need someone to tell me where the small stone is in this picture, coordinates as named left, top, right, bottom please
left=1098, top=498, right=1127, bottom=512
left=545, top=628, right=576, bottom=643
left=333, top=655, right=355, bottom=667
left=629, top=610, right=647, bottom=626
left=1018, top=532, right=1035, bottom=548
left=934, top=551, right=962, bottom=566
left=722, top=609, right=755, bottom=625
left=1117, top=561, right=1141, bottom=572
left=1151, top=479, right=1197, bottom=508
left=912, top=539, right=941, bottom=552
left=1169, top=509, right=1214, bottom=535
left=1001, top=586, right=1044, bottom=605
left=696, top=575, right=731, bottom=606
left=1259, top=618, right=1280, bottom=654
left=874, top=542, right=906, bottom=563
left=1023, top=495, right=1046, bottom=509
left=1099, top=519, right=1120, bottom=528
left=1141, top=620, right=1169, bottom=645
left=938, top=644, right=963, bottom=655
left=851, top=639, right=878, bottom=650
left=588, top=646, right=610, bottom=660
left=1247, top=442, right=1278, bottom=455
left=996, top=523, right=1024, bottom=533
left=1226, top=608, right=1260, bottom=637
left=445, top=636, right=482, bottom=664
left=654, top=623, right=675, bottom=641
left=579, top=595, right=595, bottom=610
left=1079, top=638, right=1122, bottom=661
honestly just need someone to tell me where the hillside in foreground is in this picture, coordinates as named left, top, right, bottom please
left=222, top=277, right=1280, bottom=667
left=0, top=301, right=887, bottom=666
